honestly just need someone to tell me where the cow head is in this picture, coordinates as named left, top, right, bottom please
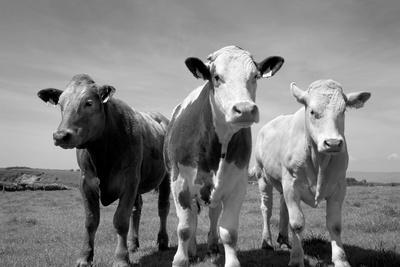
left=37, top=74, right=115, bottom=149
left=185, top=46, right=284, bottom=131
left=291, top=79, right=371, bottom=154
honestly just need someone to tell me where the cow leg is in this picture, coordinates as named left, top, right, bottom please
left=277, top=194, right=291, bottom=250
left=157, top=173, right=170, bottom=251
left=76, top=176, right=100, bottom=267
left=127, top=194, right=142, bottom=254
left=171, top=166, right=197, bottom=267
left=113, top=184, right=138, bottom=267
left=188, top=203, right=198, bottom=261
left=283, top=174, right=305, bottom=267
left=219, top=177, right=247, bottom=267
left=326, top=183, right=350, bottom=267
left=207, top=202, right=222, bottom=261
left=258, top=176, right=274, bottom=250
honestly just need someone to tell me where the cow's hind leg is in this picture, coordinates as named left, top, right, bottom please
left=207, top=202, right=222, bottom=262
left=277, top=194, right=291, bottom=250
left=219, top=175, right=247, bottom=267
left=76, top=176, right=100, bottom=267
left=172, top=166, right=198, bottom=267
left=258, top=174, right=274, bottom=250
left=157, top=173, right=170, bottom=250
left=326, top=182, right=350, bottom=267
left=127, top=194, right=142, bottom=254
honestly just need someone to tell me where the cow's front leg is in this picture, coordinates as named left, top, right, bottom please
left=171, top=166, right=198, bottom=267
left=326, top=182, right=350, bottom=267
left=283, top=172, right=305, bottom=267
left=258, top=176, right=274, bottom=250
left=113, top=181, right=138, bottom=267
left=207, top=201, right=222, bottom=262
left=219, top=175, right=247, bottom=267
left=127, top=194, right=142, bottom=254
left=157, top=173, right=170, bottom=250
left=76, top=175, right=100, bottom=267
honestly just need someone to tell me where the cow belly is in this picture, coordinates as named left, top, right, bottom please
left=138, top=159, right=166, bottom=194
left=99, top=179, right=120, bottom=206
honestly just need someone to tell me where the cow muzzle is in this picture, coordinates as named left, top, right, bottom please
left=53, top=129, right=76, bottom=149
left=320, top=138, right=344, bottom=154
left=227, top=101, right=259, bottom=127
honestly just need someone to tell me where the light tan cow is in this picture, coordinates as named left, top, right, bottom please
left=254, top=79, right=371, bottom=267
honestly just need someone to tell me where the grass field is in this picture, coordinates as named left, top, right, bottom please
left=1, top=183, right=399, bottom=267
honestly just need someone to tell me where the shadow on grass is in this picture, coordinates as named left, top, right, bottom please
left=136, top=237, right=400, bottom=267
left=137, top=243, right=291, bottom=267
left=303, top=236, right=400, bottom=267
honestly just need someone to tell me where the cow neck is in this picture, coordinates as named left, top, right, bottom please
left=208, top=83, right=234, bottom=158
left=305, top=120, right=332, bottom=206
left=85, top=102, right=114, bottom=172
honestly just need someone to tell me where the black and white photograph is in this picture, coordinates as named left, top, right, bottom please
left=0, top=1, right=399, bottom=266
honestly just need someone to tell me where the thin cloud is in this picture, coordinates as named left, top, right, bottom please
left=387, top=153, right=400, bottom=161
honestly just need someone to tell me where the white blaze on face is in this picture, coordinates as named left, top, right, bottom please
left=208, top=46, right=259, bottom=128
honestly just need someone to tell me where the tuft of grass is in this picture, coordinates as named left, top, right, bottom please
left=352, top=217, right=400, bottom=233
left=381, top=205, right=400, bottom=217
left=7, top=216, right=38, bottom=227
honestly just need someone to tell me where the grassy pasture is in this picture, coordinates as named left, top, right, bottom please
left=0, top=184, right=399, bottom=267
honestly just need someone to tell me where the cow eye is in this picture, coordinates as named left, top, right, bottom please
left=310, top=109, right=322, bottom=119
left=214, top=75, right=220, bottom=82
left=85, top=100, right=93, bottom=107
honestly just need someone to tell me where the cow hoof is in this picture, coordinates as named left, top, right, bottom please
left=225, top=258, right=241, bottom=267
left=279, top=243, right=291, bottom=251
left=112, top=259, right=130, bottom=267
left=172, top=258, right=189, bottom=267
left=76, top=258, right=92, bottom=267
left=277, top=234, right=291, bottom=250
left=261, top=239, right=274, bottom=250
left=157, top=232, right=169, bottom=251
left=333, top=260, right=351, bottom=267
left=128, top=238, right=139, bottom=253
left=288, top=260, right=304, bottom=267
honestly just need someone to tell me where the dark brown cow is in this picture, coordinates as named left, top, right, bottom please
left=37, top=74, right=170, bottom=267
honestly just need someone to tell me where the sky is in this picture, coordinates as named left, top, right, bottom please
left=0, top=0, right=399, bottom=172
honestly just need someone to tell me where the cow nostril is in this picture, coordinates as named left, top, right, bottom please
left=62, top=132, right=71, bottom=142
left=53, top=131, right=72, bottom=142
left=232, top=105, right=242, bottom=115
left=250, top=105, right=258, bottom=115
left=324, top=139, right=343, bottom=148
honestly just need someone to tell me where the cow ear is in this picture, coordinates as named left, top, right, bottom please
left=291, top=82, right=307, bottom=105
left=257, top=56, right=284, bottom=78
left=98, top=85, right=116, bottom=103
left=346, top=92, right=371, bottom=109
left=185, top=57, right=211, bottom=80
left=37, top=88, right=63, bottom=105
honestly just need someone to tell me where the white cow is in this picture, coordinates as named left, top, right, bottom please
left=164, top=46, right=284, bottom=267
left=254, top=79, right=371, bottom=267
